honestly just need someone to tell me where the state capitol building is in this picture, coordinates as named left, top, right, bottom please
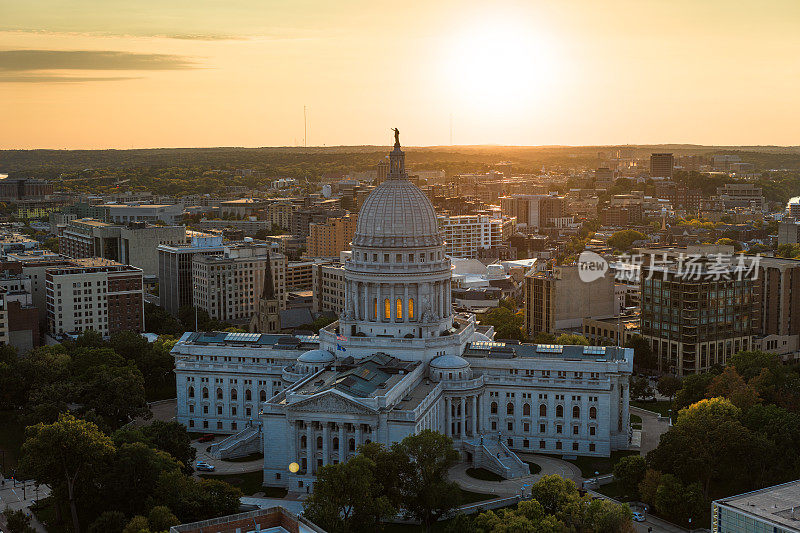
left=172, top=135, right=633, bottom=491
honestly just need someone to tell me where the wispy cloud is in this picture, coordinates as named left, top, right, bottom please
left=0, top=50, right=197, bottom=71
left=0, top=74, right=137, bottom=83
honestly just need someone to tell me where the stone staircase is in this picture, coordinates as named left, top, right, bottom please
left=209, top=424, right=262, bottom=459
left=463, top=435, right=530, bottom=479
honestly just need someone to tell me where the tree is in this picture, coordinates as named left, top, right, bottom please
left=674, top=372, right=715, bottom=409
left=152, top=470, right=241, bottom=523
left=483, top=307, right=525, bottom=341
left=638, top=469, right=662, bottom=505
left=88, top=511, right=127, bottom=533
left=114, top=420, right=196, bottom=469
left=613, top=455, right=647, bottom=498
left=393, top=430, right=461, bottom=531
left=653, top=474, right=704, bottom=525
left=304, top=455, right=395, bottom=533
left=656, top=375, right=681, bottom=401
left=607, top=230, right=648, bottom=251
left=630, top=376, right=654, bottom=401
left=624, top=335, right=657, bottom=371
left=555, top=334, right=589, bottom=346
left=122, top=515, right=152, bottom=533
left=715, top=238, right=742, bottom=251
left=706, top=366, right=761, bottom=410
left=2, top=509, right=36, bottom=533
left=148, top=506, right=180, bottom=531
left=20, top=413, right=116, bottom=533
left=532, top=332, right=556, bottom=344
left=647, top=398, right=752, bottom=499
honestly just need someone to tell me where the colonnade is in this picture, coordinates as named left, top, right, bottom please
left=347, top=279, right=451, bottom=322
left=444, top=393, right=482, bottom=440
left=287, top=419, right=373, bottom=474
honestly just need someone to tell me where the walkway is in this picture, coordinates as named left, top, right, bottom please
left=448, top=454, right=582, bottom=497
left=0, top=479, right=51, bottom=533
left=191, top=435, right=263, bottom=476
left=632, top=406, right=671, bottom=455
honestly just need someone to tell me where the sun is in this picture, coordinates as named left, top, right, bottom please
left=442, top=20, right=558, bottom=115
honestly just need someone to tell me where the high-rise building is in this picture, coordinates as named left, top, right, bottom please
left=265, top=201, right=298, bottom=230
left=311, top=262, right=345, bottom=314
left=192, top=243, right=286, bottom=324
left=500, top=194, right=564, bottom=229
left=59, top=218, right=188, bottom=277
left=101, top=203, right=184, bottom=225
left=306, top=213, right=357, bottom=258
left=45, top=258, right=144, bottom=337
left=754, top=257, right=800, bottom=357
left=639, top=248, right=756, bottom=375
left=778, top=217, right=800, bottom=246
left=157, top=233, right=226, bottom=316
left=649, top=153, right=674, bottom=178
left=437, top=215, right=516, bottom=259
left=525, top=265, right=616, bottom=336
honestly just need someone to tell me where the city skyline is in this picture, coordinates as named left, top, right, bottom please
left=3, top=0, right=800, bottom=149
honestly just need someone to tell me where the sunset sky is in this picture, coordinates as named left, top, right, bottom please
left=2, top=0, right=799, bottom=149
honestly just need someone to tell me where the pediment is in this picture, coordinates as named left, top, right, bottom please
left=288, top=390, right=376, bottom=415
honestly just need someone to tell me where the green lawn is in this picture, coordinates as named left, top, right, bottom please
left=199, top=470, right=287, bottom=497
left=560, top=450, right=641, bottom=478
left=465, top=467, right=504, bottom=482
left=0, top=410, right=26, bottom=477
left=594, top=479, right=635, bottom=502
left=631, top=400, right=673, bottom=417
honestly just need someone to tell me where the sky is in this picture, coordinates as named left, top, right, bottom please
left=2, top=0, right=800, bottom=149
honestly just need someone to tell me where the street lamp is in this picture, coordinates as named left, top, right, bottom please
left=594, top=470, right=600, bottom=486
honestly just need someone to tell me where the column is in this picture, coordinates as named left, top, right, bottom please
left=403, top=285, right=409, bottom=323
left=355, top=423, right=362, bottom=449
left=446, top=282, right=451, bottom=316
left=390, top=284, right=396, bottom=321
left=306, top=421, right=313, bottom=474
left=445, top=397, right=451, bottom=436
left=288, top=420, right=297, bottom=466
left=353, top=281, right=359, bottom=320
left=322, top=422, right=329, bottom=466
left=376, top=284, right=382, bottom=320
left=338, top=424, right=345, bottom=462
left=460, top=397, right=466, bottom=440
left=471, top=395, right=477, bottom=437
left=439, top=281, right=445, bottom=318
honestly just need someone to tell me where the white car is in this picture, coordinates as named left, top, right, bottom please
left=195, top=461, right=215, bottom=472
left=632, top=512, right=645, bottom=522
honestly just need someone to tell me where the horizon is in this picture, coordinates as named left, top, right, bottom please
left=4, top=1, right=800, bottom=149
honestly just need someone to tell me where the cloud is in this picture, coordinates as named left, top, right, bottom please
left=0, top=74, right=137, bottom=83
left=0, top=50, right=197, bottom=71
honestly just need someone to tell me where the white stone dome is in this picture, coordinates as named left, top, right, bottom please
left=430, top=354, right=470, bottom=370
left=353, top=178, right=442, bottom=248
left=297, top=349, right=335, bottom=364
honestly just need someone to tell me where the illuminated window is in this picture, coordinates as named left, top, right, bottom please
left=384, top=298, right=390, bottom=319
left=409, top=298, right=414, bottom=319
left=373, top=298, right=378, bottom=319
left=396, top=298, right=403, bottom=320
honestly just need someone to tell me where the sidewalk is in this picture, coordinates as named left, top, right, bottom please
left=0, top=479, right=51, bottom=533
left=448, top=454, right=582, bottom=497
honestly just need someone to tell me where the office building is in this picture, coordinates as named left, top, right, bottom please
left=0, top=178, right=53, bottom=202
left=712, top=479, right=800, bottom=533
left=102, top=203, right=184, bottom=225
left=45, top=258, right=144, bottom=337
left=266, top=201, right=298, bottom=230
left=649, top=153, right=674, bottom=178
left=58, top=218, right=187, bottom=277
left=192, top=242, right=286, bottom=324
left=311, top=262, right=345, bottom=314
left=437, top=215, right=516, bottom=259
left=778, top=217, right=800, bottom=246
left=157, top=233, right=226, bottom=316
left=500, top=194, right=564, bottom=229
left=716, top=183, right=765, bottom=210
left=306, top=213, right=357, bottom=258
left=525, top=265, right=616, bottom=336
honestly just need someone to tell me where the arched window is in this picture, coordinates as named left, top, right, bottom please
left=317, top=436, right=323, bottom=449
left=231, top=389, right=238, bottom=401
left=216, top=388, right=223, bottom=400
left=300, top=435, right=307, bottom=448
left=202, top=387, right=209, bottom=399
left=245, top=390, right=252, bottom=401
left=507, top=403, right=515, bottom=415
left=396, top=298, right=403, bottom=320
left=573, top=406, right=580, bottom=418
left=409, top=298, right=415, bottom=320
left=384, top=298, right=391, bottom=319
left=349, top=438, right=355, bottom=451
left=590, top=406, right=597, bottom=419
left=333, top=437, right=339, bottom=449
left=188, top=386, right=194, bottom=398
left=540, top=404, right=547, bottom=416
left=556, top=405, right=564, bottom=418
left=260, top=390, right=267, bottom=402
left=523, top=403, right=531, bottom=416
left=491, top=402, right=498, bottom=414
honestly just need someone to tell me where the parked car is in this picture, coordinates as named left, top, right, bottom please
left=197, top=434, right=215, bottom=443
left=632, top=512, right=645, bottom=522
left=195, top=461, right=215, bottom=472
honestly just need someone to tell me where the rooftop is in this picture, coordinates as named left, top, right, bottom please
left=293, top=353, right=418, bottom=399
left=715, top=479, right=800, bottom=530
left=463, top=342, right=629, bottom=362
